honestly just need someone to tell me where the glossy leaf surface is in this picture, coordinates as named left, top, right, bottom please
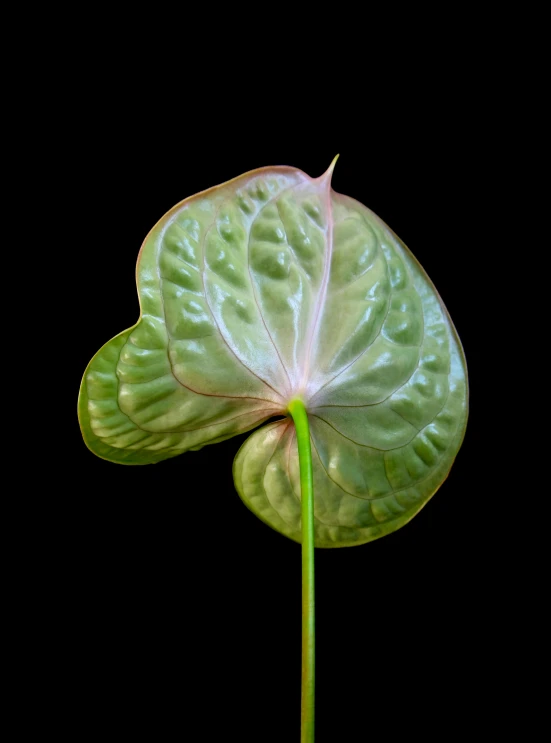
left=79, top=162, right=468, bottom=547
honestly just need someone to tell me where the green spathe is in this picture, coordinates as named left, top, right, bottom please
left=78, top=160, right=468, bottom=548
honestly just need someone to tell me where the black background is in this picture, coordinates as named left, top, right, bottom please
left=64, top=96, right=487, bottom=741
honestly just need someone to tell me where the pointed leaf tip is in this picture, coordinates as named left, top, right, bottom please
left=320, top=154, right=339, bottom=184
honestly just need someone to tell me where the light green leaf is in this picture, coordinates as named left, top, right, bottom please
left=79, top=162, right=467, bottom=545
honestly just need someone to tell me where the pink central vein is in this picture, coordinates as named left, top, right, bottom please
left=299, top=173, right=335, bottom=393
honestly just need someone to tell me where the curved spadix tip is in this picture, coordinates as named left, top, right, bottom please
left=319, top=154, right=339, bottom=184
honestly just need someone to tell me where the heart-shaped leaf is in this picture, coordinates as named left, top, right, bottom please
left=78, top=161, right=468, bottom=547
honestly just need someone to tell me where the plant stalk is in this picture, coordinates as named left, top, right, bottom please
left=288, top=398, right=315, bottom=743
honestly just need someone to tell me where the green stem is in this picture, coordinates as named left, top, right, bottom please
left=288, top=398, right=315, bottom=743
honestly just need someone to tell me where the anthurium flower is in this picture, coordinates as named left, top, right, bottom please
left=78, top=159, right=468, bottom=548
